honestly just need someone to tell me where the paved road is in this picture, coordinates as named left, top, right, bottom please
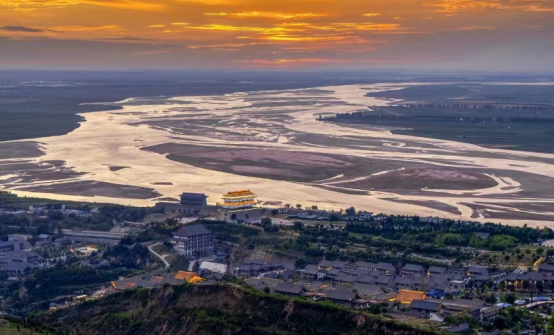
left=148, top=242, right=170, bottom=269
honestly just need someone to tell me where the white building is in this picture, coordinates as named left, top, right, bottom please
left=8, top=234, right=32, bottom=241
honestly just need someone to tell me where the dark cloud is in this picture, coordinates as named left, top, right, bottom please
left=0, top=26, right=45, bottom=33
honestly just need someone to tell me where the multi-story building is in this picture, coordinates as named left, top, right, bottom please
left=171, top=224, right=214, bottom=258
left=216, top=190, right=262, bottom=223
left=0, top=240, right=32, bottom=254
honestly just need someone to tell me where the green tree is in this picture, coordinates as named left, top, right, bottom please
left=261, top=217, right=272, bottom=228
left=345, top=207, right=356, bottom=217
left=547, top=314, right=554, bottom=335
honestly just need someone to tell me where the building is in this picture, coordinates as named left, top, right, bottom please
left=216, top=190, right=263, bottom=223
left=375, top=262, right=395, bottom=275
left=221, top=190, right=257, bottom=209
left=396, top=289, right=426, bottom=304
left=401, top=264, right=426, bottom=277
left=199, top=261, right=228, bottom=278
left=61, top=229, right=128, bottom=245
left=171, top=224, right=214, bottom=258
left=0, top=251, right=41, bottom=277
left=538, top=264, right=554, bottom=274
left=8, top=234, right=32, bottom=241
left=273, top=283, right=306, bottom=297
left=428, top=266, right=447, bottom=276
left=180, top=193, right=208, bottom=206
left=429, top=299, right=485, bottom=319
left=411, top=300, right=443, bottom=316
left=174, top=271, right=205, bottom=283
left=0, top=240, right=32, bottom=254
left=481, top=306, right=501, bottom=321
left=324, top=289, right=359, bottom=308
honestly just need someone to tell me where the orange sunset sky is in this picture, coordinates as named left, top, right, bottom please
left=0, top=0, right=553, bottom=70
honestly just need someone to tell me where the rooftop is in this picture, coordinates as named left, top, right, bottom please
left=174, top=224, right=211, bottom=237
left=174, top=271, right=204, bottom=283
left=223, top=190, right=256, bottom=197
left=274, top=283, right=305, bottom=295
left=324, top=289, right=357, bottom=301
left=396, top=290, right=426, bottom=304
left=411, top=299, right=442, bottom=312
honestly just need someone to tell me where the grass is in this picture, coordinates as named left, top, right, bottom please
left=479, top=245, right=545, bottom=267
left=0, top=323, right=43, bottom=335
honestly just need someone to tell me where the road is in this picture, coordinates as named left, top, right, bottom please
left=148, top=242, right=170, bottom=269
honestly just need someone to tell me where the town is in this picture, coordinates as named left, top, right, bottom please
left=1, top=189, right=554, bottom=334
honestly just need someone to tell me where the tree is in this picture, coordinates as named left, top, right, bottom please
left=547, top=314, right=554, bottom=335
left=493, top=316, right=507, bottom=330
left=345, top=207, right=356, bottom=217
left=261, top=217, right=272, bottom=228
left=537, top=248, right=545, bottom=256
left=329, top=213, right=341, bottom=222
left=311, top=205, right=318, bottom=210
left=270, top=209, right=279, bottom=216
left=296, top=204, right=302, bottom=209
left=230, top=213, right=237, bottom=221
left=505, top=292, right=516, bottom=304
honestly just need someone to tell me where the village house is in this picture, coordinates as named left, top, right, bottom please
left=199, top=261, right=228, bottom=278
left=273, top=283, right=306, bottom=297
left=401, top=264, right=426, bottom=277
left=374, top=262, right=395, bottom=275
left=324, top=289, right=359, bottom=308
left=411, top=300, right=443, bottom=317
left=481, top=306, right=501, bottom=321
left=395, top=289, right=426, bottom=304
left=428, top=266, right=447, bottom=276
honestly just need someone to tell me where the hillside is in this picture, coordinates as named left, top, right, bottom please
left=31, top=283, right=437, bottom=335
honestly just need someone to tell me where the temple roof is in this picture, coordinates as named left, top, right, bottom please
left=223, top=190, right=256, bottom=197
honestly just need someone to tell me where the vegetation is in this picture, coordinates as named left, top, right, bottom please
left=31, top=283, right=436, bottom=335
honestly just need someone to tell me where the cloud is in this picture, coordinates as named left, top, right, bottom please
left=0, top=0, right=166, bottom=11
left=0, top=26, right=45, bottom=33
left=133, top=49, right=176, bottom=56
left=330, top=23, right=402, bottom=31
left=426, top=0, right=554, bottom=13
left=99, top=36, right=155, bottom=41
left=51, top=25, right=125, bottom=32
left=363, top=13, right=382, bottom=17
left=459, top=25, right=495, bottom=31
left=184, top=24, right=301, bottom=33
left=204, top=11, right=326, bottom=20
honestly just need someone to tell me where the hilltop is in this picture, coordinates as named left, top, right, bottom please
left=30, top=283, right=436, bottom=335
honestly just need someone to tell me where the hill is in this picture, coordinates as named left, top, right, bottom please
left=30, top=283, right=436, bottom=335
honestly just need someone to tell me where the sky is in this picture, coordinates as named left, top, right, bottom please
left=0, top=0, right=553, bottom=71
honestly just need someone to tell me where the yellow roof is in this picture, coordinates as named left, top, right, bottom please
left=224, top=190, right=256, bottom=197
left=395, top=289, right=426, bottom=304
left=174, top=271, right=205, bottom=283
